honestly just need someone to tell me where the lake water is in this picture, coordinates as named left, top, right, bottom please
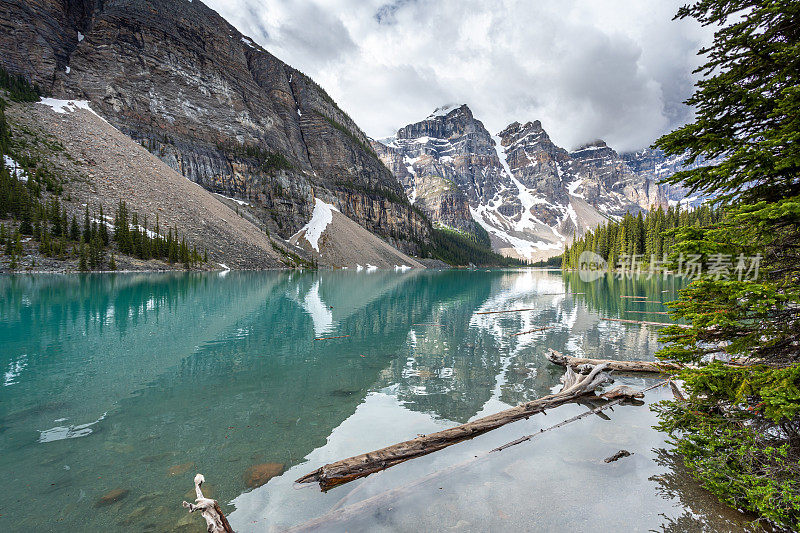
left=0, top=270, right=753, bottom=532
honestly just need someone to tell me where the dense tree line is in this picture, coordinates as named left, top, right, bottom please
left=422, top=225, right=525, bottom=267
left=0, top=66, right=41, bottom=103
left=648, top=1, right=800, bottom=529
left=562, top=204, right=720, bottom=269
left=112, top=200, right=205, bottom=268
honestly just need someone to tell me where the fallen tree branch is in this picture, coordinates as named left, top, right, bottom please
left=295, top=363, right=614, bottom=490
left=546, top=349, right=751, bottom=376
left=475, top=308, right=536, bottom=315
left=287, top=379, right=669, bottom=532
left=546, top=349, right=683, bottom=373
left=181, top=474, right=233, bottom=533
left=601, top=317, right=688, bottom=328
left=625, top=310, right=671, bottom=315
left=313, top=335, right=351, bottom=341
left=510, top=326, right=552, bottom=337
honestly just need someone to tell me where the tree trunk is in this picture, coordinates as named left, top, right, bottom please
left=601, top=317, right=689, bottom=327
left=545, top=348, right=683, bottom=373
left=295, top=363, right=614, bottom=491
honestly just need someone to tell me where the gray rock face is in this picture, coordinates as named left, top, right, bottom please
left=621, top=148, right=718, bottom=207
left=570, top=140, right=666, bottom=214
left=373, top=104, right=503, bottom=235
left=0, top=0, right=430, bottom=253
left=377, top=106, right=688, bottom=261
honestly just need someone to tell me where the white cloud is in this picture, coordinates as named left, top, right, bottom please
left=205, top=0, right=712, bottom=152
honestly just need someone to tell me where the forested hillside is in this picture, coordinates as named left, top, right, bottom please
left=561, top=204, right=719, bottom=269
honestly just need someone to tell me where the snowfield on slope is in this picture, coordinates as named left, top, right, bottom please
left=291, top=198, right=339, bottom=253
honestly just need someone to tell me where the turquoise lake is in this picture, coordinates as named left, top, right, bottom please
left=0, top=270, right=754, bottom=532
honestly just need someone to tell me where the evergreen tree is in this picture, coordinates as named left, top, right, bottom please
left=13, top=231, right=22, bottom=256
left=78, top=238, right=88, bottom=271
left=83, top=205, right=91, bottom=242
left=70, top=215, right=80, bottom=241
left=99, top=205, right=109, bottom=246
left=650, top=1, right=800, bottom=529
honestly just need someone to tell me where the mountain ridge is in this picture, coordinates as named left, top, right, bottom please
left=374, top=104, right=707, bottom=261
left=0, top=0, right=432, bottom=256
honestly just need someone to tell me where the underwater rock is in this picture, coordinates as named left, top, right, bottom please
left=604, top=450, right=633, bottom=463
left=168, top=462, right=195, bottom=476
left=244, top=463, right=284, bottom=489
left=95, top=488, right=129, bottom=506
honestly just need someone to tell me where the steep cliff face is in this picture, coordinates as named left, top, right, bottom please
left=373, top=105, right=497, bottom=234
left=0, top=0, right=429, bottom=253
left=569, top=140, right=666, bottom=213
left=621, top=148, right=718, bottom=207
left=376, top=106, right=665, bottom=261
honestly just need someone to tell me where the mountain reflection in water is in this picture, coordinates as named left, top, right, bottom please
left=0, top=270, right=754, bottom=532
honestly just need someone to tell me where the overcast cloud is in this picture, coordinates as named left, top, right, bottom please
left=205, top=0, right=713, bottom=152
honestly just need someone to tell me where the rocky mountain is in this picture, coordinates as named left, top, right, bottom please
left=6, top=99, right=285, bottom=269
left=621, top=148, right=716, bottom=207
left=375, top=105, right=675, bottom=261
left=0, top=0, right=430, bottom=254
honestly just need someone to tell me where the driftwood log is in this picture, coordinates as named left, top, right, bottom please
left=510, top=326, right=552, bottom=337
left=181, top=474, right=233, bottom=533
left=296, top=363, right=615, bottom=490
left=546, top=349, right=683, bottom=373
left=288, top=379, right=670, bottom=532
left=601, top=317, right=689, bottom=328
left=475, top=308, right=536, bottom=315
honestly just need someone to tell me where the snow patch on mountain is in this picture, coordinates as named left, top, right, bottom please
left=291, top=198, right=339, bottom=252
left=3, top=155, right=28, bottom=182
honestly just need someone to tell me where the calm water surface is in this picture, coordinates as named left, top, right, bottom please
left=0, top=270, right=753, bottom=532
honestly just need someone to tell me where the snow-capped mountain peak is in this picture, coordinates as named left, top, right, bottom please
left=373, top=105, right=708, bottom=261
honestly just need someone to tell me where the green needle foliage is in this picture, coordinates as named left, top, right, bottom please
left=562, top=205, right=719, bottom=269
left=651, top=1, right=800, bottom=529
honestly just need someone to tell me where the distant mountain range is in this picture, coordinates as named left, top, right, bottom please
left=374, top=104, right=715, bottom=261
left=1, top=1, right=711, bottom=267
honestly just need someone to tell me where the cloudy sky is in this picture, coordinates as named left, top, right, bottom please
left=205, top=0, right=713, bottom=152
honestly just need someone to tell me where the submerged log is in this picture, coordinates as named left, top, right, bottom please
left=314, top=335, right=351, bottom=341
left=546, top=349, right=683, bottom=373
left=510, top=326, right=552, bottom=337
left=295, top=363, right=615, bottom=490
left=181, top=474, right=233, bottom=533
left=601, top=317, right=688, bottom=328
left=288, top=378, right=669, bottom=532
left=475, top=308, right=536, bottom=315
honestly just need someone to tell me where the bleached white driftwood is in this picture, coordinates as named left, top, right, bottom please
left=181, top=474, right=233, bottom=533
